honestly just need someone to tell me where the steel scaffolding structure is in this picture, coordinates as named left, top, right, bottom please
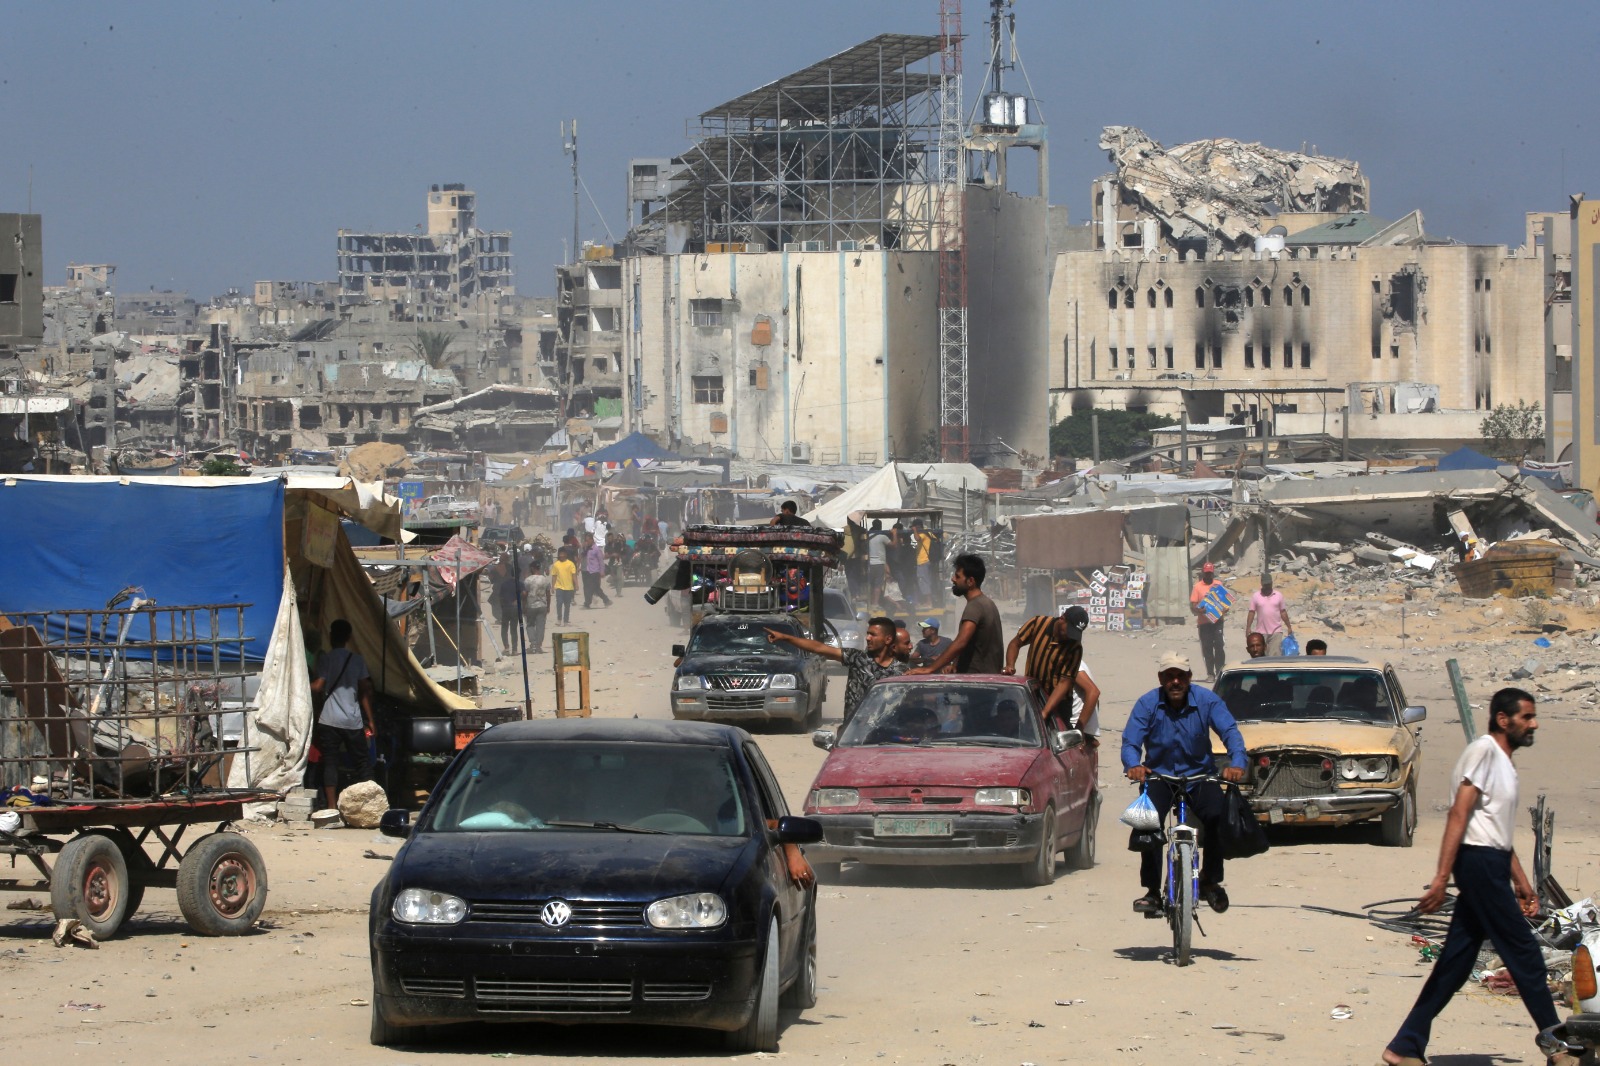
left=652, top=34, right=947, bottom=251
left=936, top=0, right=970, bottom=461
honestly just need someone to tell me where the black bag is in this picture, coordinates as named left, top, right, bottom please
left=1219, top=783, right=1270, bottom=859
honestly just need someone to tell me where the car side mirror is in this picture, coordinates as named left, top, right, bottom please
left=378, top=808, right=412, bottom=839
left=812, top=729, right=836, bottom=751
left=1053, top=729, right=1085, bottom=752
left=1402, top=705, right=1427, bottom=725
left=856, top=611, right=866, bottom=621
left=671, top=644, right=685, bottom=658
left=775, top=815, right=823, bottom=845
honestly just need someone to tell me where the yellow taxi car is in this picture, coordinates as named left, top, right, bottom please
left=1211, top=655, right=1424, bottom=846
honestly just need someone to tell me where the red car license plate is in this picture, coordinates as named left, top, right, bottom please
left=873, top=815, right=953, bottom=837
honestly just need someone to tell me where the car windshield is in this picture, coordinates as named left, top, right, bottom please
left=822, top=589, right=853, bottom=622
left=1215, top=670, right=1396, bottom=725
left=688, top=619, right=796, bottom=656
left=422, top=742, right=748, bottom=836
left=838, top=684, right=1042, bottom=748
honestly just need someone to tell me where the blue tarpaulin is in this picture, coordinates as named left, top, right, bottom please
left=0, top=477, right=284, bottom=660
left=569, top=431, right=684, bottom=472
left=1436, top=446, right=1500, bottom=472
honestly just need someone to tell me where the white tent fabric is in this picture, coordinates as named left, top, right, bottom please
left=227, top=568, right=312, bottom=814
left=803, top=463, right=907, bottom=529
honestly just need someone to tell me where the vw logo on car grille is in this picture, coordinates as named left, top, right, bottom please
left=539, top=899, right=573, bottom=927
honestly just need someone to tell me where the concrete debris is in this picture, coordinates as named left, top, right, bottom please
left=1099, top=126, right=1369, bottom=253
left=337, top=781, right=391, bottom=829
left=339, top=442, right=412, bottom=483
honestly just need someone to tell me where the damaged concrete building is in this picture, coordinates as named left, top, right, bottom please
left=1049, top=127, right=1554, bottom=454
left=337, top=184, right=512, bottom=321
left=610, top=33, right=1052, bottom=465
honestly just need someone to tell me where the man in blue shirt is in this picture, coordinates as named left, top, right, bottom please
left=1122, top=650, right=1248, bottom=915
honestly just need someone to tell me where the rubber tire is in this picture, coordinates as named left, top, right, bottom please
left=1381, top=782, right=1417, bottom=848
left=1066, top=791, right=1100, bottom=871
left=780, top=910, right=818, bottom=1011
left=1017, top=806, right=1057, bottom=887
left=1173, top=840, right=1196, bottom=967
left=85, top=828, right=147, bottom=919
left=726, top=918, right=780, bottom=1053
left=176, top=832, right=268, bottom=936
left=51, top=833, right=130, bottom=940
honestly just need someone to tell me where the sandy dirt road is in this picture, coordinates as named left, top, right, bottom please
left=6, top=573, right=1600, bottom=1066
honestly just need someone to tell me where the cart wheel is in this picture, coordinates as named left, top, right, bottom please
left=84, top=829, right=147, bottom=918
left=51, top=833, right=130, bottom=940
left=176, top=832, right=268, bottom=936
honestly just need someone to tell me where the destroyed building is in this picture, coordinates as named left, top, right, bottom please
left=0, top=214, right=44, bottom=357
left=1048, top=126, right=1553, bottom=455
left=610, top=33, right=1052, bottom=465
left=409, top=384, right=562, bottom=453
left=337, top=184, right=512, bottom=321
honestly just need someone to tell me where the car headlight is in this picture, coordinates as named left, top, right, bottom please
left=975, top=787, right=1029, bottom=806
left=812, top=787, right=859, bottom=808
left=392, top=888, right=467, bottom=925
left=646, top=892, right=727, bottom=929
left=769, top=673, right=797, bottom=689
left=1337, top=757, right=1392, bottom=782
left=675, top=674, right=707, bottom=691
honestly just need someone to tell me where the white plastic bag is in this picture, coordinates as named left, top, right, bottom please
left=1121, top=789, right=1161, bottom=831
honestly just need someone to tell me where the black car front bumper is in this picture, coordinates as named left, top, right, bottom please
left=805, top=809, right=1044, bottom=865
left=372, top=926, right=762, bottom=1031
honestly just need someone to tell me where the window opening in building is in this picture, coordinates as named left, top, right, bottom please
left=1300, top=342, right=1311, bottom=368
left=1148, top=346, right=1157, bottom=369
left=1108, top=289, right=1118, bottom=310
left=1164, top=346, right=1174, bottom=369
left=1194, top=342, right=1205, bottom=369
left=1282, top=341, right=1293, bottom=367
left=1147, top=288, right=1156, bottom=309
left=1301, top=286, right=1311, bottom=306
left=1244, top=342, right=1254, bottom=368
left=1123, top=289, right=1135, bottom=309
left=1244, top=286, right=1254, bottom=308
left=1110, top=347, right=1119, bottom=369
left=1210, top=343, right=1221, bottom=370
left=1283, top=286, right=1294, bottom=306
left=690, top=298, right=725, bottom=327
left=692, top=375, right=724, bottom=404
left=1164, top=287, right=1173, bottom=308
left=1195, top=287, right=1205, bottom=308
left=1262, top=344, right=1272, bottom=369
left=1260, top=286, right=1272, bottom=306
left=1391, top=344, right=1400, bottom=359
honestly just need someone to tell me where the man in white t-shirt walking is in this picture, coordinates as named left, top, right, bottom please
left=1380, top=688, right=1570, bottom=1066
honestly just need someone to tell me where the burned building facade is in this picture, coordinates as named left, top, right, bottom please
left=1049, top=127, right=1550, bottom=452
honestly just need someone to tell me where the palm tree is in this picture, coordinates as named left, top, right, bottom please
left=412, top=329, right=455, bottom=369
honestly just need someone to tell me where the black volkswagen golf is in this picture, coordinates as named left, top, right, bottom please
left=368, top=718, right=822, bottom=1052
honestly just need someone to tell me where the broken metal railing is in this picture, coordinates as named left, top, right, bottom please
left=0, top=603, right=258, bottom=803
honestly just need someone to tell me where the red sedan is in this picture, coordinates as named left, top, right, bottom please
left=802, top=675, right=1100, bottom=886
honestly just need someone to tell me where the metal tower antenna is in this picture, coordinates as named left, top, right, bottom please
left=562, top=120, right=580, bottom=261
left=937, top=0, right=970, bottom=463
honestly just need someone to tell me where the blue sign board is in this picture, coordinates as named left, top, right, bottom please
left=395, top=481, right=424, bottom=500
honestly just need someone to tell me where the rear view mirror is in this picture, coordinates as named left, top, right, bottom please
left=856, top=611, right=866, bottom=621
left=378, top=808, right=412, bottom=839
left=671, top=644, right=685, bottom=658
left=1402, top=705, right=1427, bottom=725
left=775, top=815, right=823, bottom=845
left=812, top=729, right=837, bottom=751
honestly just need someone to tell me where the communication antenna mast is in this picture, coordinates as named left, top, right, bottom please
left=562, top=119, right=580, bottom=261
left=937, top=0, right=969, bottom=462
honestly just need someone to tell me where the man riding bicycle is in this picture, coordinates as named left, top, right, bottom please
left=1122, top=650, right=1248, bottom=915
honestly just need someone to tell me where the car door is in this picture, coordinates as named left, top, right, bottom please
left=743, top=742, right=806, bottom=978
left=1029, top=686, right=1077, bottom=842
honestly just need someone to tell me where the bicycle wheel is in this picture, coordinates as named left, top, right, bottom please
left=1172, top=840, right=1196, bottom=966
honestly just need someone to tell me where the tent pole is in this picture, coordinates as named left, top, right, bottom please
left=454, top=546, right=463, bottom=689
left=420, top=565, right=439, bottom=667
left=512, top=546, right=532, bottom=717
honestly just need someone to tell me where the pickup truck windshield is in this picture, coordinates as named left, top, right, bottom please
left=688, top=619, right=800, bottom=656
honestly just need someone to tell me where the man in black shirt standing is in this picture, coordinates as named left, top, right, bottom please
left=770, top=500, right=812, bottom=527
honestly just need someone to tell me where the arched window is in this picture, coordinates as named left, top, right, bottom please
left=1301, top=286, right=1311, bottom=306
left=1195, top=287, right=1205, bottom=308
left=1124, top=289, right=1135, bottom=309
left=1283, top=286, right=1294, bottom=306
left=1261, top=286, right=1272, bottom=306
left=1244, top=287, right=1254, bottom=307
left=1164, top=287, right=1174, bottom=308
left=1147, top=288, right=1156, bottom=308
left=1108, top=289, right=1118, bottom=310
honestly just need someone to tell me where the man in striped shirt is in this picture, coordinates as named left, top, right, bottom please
left=1003, top=606, right=1098, bottom=732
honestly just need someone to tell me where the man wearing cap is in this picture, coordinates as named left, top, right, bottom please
left=913, top=618, right=954, bottom=669
left=1037, top=605, right=1101, bottom=736
left=1122, top=651, right=1248, bottom=915
left=1245, top=574, right=1293, bottom=656
left=1190, top=563, right=1229, bottom=681
left=1004, top=606, right=1094, bottom=728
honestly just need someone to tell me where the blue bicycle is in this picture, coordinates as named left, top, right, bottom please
left=1151, top=772, right=1218, bottom=967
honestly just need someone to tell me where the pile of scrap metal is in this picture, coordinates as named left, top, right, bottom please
left=1198, top=468, right=1600, bottom=599
left=1099, top=125, right=1369, bottom=253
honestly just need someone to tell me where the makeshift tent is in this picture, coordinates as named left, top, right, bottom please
left=567, top=431, right=684, bottom=473
left=0, top=476, right=471, bottom=805
left=803, top=463, right=907, bottom=529
left=1436, top=446, right=1502, bottom=472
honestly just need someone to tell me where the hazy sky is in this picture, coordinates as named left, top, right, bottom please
left=3, top=1, right=1594, bottom=297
